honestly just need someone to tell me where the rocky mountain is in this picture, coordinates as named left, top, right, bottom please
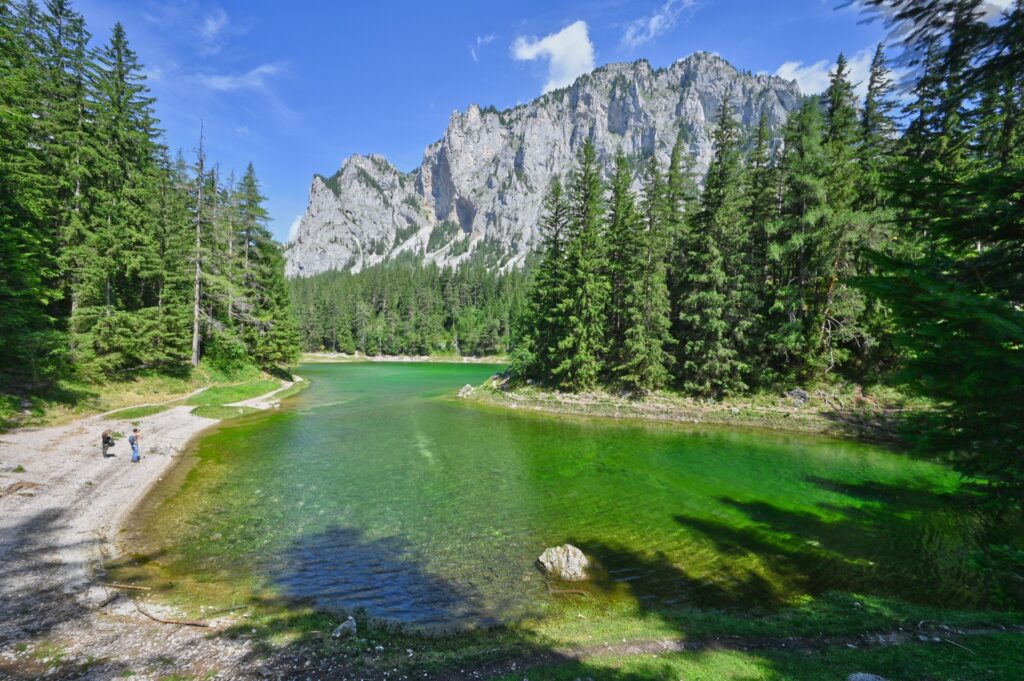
left=284, top=52, right=803, bottom=278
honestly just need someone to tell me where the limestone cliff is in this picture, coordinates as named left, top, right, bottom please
left=285, top=52, right=803, bottom=277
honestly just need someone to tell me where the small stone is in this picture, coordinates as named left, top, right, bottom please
left=847, top=674, right=889, bottom=681
left=332, top=616, right=357, bottom=638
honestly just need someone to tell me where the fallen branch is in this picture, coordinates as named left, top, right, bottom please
left=133, top=600, right=209, bottom=628
left=99, top=582, right=151, bottom=591
left=941, top=637, right=975, bottom=654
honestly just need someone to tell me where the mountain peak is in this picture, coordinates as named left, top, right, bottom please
left=285, top=52, right=802, bottom=277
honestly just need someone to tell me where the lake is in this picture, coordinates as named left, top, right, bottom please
left=125, top=362, right=998, bottom=631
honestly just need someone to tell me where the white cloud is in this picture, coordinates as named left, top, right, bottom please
left=287, top=214, right=303, bottom=242
left=470, top=34, right=495, bottom=63
left=235, top=125, right=250, bottom=136
left=198, top=63, right=283, bottom=92
left=198, top=8, right=228, bottom=43
left=512, top=21, right=595, bottom=94
left=622, top=0, right=695, bottom=49
left=775, top=47, right=877, bottom=98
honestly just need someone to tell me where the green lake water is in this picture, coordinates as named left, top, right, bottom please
left=128, top=362, right=1000, bottom=631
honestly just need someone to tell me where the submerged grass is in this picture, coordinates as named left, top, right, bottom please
left=190, top=405, right=261, bottom=420
left=104, top=363, right=1021, bottom=678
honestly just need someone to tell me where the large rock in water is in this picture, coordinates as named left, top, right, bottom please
left=537, top=544, right=590, bottom=582
left=285, top=52, right=802, bottom=277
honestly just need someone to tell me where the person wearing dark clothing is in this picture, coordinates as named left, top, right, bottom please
left=101, top=430, right=115, bottom=458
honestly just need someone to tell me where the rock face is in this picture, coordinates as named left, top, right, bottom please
left=285, top=52, right=803, bottom=277
left=537, top=544, right=590, bottom=582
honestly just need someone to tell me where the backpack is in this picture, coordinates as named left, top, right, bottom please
left=128, top=434, right=136, bottom=446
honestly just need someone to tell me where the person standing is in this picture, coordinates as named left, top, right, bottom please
left=101, top=430, right=115, bottom=458
left=129, top=428, right=141, bottom=463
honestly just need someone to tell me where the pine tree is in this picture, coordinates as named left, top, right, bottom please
left=861, top=0, right=1024, bottom=499
left=0, top=1, right=62, bottom=384
left=614, top=155, right=674, bottom=393
left=676, top=100, right=751, bottom=397
left=604, top=152, right=642, bottom=365
left=860, top=43, right=898, bottom=209
left=764, top=97, right=828, bottom=379
left=665, top=129, right=699, bottom=362
left=552, top=140, right=608, bottom=391
left=233, top=163, right=300, bottom=366
left=516, top=180, right=570, bottom=378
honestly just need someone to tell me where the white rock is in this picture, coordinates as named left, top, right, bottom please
left=457, top=384, right=475, bottom=398
left=285, top=53, right=802, bottom=277
left=537, top=544, right=590, bottom=582
left=847, top=674, right=890, bottom=681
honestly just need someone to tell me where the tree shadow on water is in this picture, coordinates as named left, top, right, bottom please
left=265, top=525, right=501, bottom=631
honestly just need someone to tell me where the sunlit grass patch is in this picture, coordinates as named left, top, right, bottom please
left=186, top=380, right=279, bottom=407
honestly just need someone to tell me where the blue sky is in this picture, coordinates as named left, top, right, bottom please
left=73, top=0, right=901, bottom=241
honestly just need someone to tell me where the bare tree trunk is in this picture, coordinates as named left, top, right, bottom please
left=191, top=127, right=206, bottom=367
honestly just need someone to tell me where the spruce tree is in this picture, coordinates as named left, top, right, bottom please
left=861, top=0, right=1024, bottom=499
left=552, top=140, right=608, bottom=391
left=517, top=180, right=570, bottom=378
left=604, top=152, right=642, bottom=366
left=614, top=156, right=674, bottom=393
left=676, top=100, right=751, bottom=397
left=764, top=97, right=828, bottom=380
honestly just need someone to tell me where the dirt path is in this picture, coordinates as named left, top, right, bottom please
left=0, top=381, right=300, bottom=679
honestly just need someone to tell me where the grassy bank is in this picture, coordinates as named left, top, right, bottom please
left=466, top=375, right=928, bottom=442
left=0, top=363, right=296, bottom=431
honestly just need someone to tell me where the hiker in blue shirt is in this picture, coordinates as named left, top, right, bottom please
left=129, top=428, right=141, bottom=463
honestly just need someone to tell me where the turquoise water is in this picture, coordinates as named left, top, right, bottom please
left=131, top=362, right=998, bottom=630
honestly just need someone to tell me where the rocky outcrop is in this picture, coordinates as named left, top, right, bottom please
left=285, top=52, right=803, bottom=277
left=537, top=544, right=590, bottom=582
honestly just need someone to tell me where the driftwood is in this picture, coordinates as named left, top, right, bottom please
left=133, top=600, right=209, bottom=628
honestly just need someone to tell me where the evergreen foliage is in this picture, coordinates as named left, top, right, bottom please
left=289, top=260, right=527, bottom=357
left=0, top=1, right=298, bottom=394
left=857, top=0, right=1024, bottom=500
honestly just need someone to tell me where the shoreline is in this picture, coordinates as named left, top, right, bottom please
left=302, top=351, right=507, bottom=364
left=0, top=378, right=301, bottom=676
left=466, top=378, right=904, bottom=442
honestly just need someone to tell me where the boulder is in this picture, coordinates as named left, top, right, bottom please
left=847, top=675, right=889, bottom=681
left=332, top=615, right=357, bottom=638
left=537, top=544, right=590, bottom=582
left=457, top=384, right=475, bottom=398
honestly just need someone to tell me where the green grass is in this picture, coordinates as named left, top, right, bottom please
left=185, top=380, right=279, bottom=407
left=191, top=405, right=260, bottom=420
left=491, top=633, right=1024, bottom=680
left=1, top=361, right=267, bottom=431
left=103, top=404, right=172, bottom=420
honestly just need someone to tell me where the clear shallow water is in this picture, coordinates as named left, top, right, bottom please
left=129, top=363, right=998, bottom=630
